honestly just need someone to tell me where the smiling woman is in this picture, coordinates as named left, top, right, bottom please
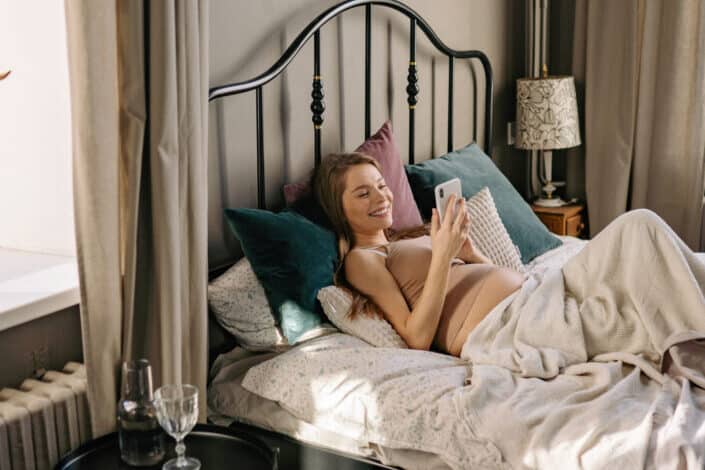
left=311, top=151, right=522, bottom=355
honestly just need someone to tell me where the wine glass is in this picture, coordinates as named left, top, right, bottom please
left=154, top=384, right=200, bottom=470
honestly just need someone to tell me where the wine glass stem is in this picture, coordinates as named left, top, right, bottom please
left=175, top=438, right=186, bottom=466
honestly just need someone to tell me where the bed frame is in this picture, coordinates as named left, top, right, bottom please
left=207, top=0, right=495, bottom=367
left=209, top=0, right=494, bottom=210
left=206, top=1, right=495, bottom=465
left=207, top=0, right=495, bottom=368
left=207, top=0, right=495, bottom=452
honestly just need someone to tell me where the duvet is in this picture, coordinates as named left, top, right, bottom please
left=461, top=209, right=705, bottom=468
left=242, top=209, right=705, bottom=469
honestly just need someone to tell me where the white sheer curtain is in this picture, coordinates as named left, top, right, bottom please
left=65, top=0, right=209, bottom=436
left=573, top=0, right=705, bottom=247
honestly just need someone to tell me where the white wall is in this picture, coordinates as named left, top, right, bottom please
left=0, top=1, right=75, bottom=256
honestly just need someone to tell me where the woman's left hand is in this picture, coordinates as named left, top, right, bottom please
left=458, top=234, right=476, bottom=262
left=457, top=217, right=493, bottom=264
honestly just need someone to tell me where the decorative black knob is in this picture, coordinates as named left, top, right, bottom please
left=311, top=76, right=325, bottom=128
left=406, top=61, right=418, bottom=109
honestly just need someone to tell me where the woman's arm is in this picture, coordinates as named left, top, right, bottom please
left=346, top=248, right=454, bottom=350
left=345, top=196, right=468, bottom=350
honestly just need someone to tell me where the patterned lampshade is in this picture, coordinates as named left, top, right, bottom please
left=516, top=76, right=581, bottom=150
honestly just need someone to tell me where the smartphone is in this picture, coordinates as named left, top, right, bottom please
left=434, top=178, right=463, bottom=224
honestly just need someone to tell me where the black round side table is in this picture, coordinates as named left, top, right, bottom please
left=55, top=423, right=278, bottom=469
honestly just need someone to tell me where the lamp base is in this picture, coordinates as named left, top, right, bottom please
left=534, top=196, right=566, bottom=207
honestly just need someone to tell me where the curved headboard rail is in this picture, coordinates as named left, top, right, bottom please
left=208, top=0, right=493, bottom=209
left=208, top=0, right=493, bottom=100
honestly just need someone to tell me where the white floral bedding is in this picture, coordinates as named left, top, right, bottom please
left=233, top=237, right=705, bottom=469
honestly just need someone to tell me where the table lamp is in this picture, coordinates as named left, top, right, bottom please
left=516, top=72, right=581, bottom=207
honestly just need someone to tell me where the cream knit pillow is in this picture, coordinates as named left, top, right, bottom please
left=466, top=187, right=524, bottom=272
left=317, top=286, right=408, bottom=349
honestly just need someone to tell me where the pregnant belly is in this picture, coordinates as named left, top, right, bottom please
left=435, top=265, right=524, bottom=356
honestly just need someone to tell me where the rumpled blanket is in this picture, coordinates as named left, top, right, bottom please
left=238, top=210, right=705, bottom=470
left=461, top=209, right=705, bottom=469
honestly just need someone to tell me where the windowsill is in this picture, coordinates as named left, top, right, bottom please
left=0, top=247, right=79, bottom=332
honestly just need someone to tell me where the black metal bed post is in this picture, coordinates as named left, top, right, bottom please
left=312, top=31, right=325, bottom=166
left=255, top=87, right=265, bottom=209
left=480, top=57, right=493, bottom=155
left=447, top=55, right=454, bottom=153
left=406, top=17, right=418, bottom=164
left=364, top=5, right=372, bottom=139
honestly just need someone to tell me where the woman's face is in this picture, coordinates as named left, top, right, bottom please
left=341, top=163, right=394, bottom=235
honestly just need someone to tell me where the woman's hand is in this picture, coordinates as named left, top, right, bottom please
left=430, top=194, right=469, bottom=264
left=458, top=233, right=476, bottom=261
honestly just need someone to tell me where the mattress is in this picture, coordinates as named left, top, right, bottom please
left=208, top=344, right=450, bottom=469
left=208, top=237, right=705, bottom=469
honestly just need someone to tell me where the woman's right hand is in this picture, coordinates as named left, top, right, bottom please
left=430, top=194, right=469, bottom=264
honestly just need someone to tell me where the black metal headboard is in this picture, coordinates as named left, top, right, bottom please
left=208, top=0, right=494, bottom=211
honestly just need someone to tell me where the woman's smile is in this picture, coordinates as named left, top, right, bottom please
left=369, top=205, right=391, bottom=217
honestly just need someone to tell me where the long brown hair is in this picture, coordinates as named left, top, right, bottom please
left=313, top=152, right=428, bottom=319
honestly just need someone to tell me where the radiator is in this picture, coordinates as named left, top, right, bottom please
left=0, top=362, right=91, bottom=470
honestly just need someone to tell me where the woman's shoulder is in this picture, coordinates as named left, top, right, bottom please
left=346, top=246, right=387, bottom=263
left=345, top=247, right=387, bottom=280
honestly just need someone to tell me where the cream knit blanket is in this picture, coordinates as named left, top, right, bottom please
left=461, top=209, right=705, bottom=469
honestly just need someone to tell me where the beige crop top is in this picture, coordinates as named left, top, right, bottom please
left=355, top=235, right=524, bottom=356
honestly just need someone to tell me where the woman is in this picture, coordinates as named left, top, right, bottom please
left=313, top=152, right=705, bottom=371
left=313, top=152, right=525, bottom=355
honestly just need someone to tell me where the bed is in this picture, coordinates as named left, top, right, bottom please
left=207, top=1, right=705, bottom=468
left=207, top=238, right=587, bottom=469
left=207, top=238, right=705, bottom=469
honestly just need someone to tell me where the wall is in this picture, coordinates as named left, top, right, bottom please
left=0, top=0, right=75, bottom=256
left=208, top=0, right=527, bottom=266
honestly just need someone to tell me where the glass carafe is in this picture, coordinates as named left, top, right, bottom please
left=117, top=359, right=166, bottom=466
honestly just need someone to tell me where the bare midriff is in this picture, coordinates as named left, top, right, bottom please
left=383, top=236, right=524, bottom=356
left=435, top=263, right=523, bottom=355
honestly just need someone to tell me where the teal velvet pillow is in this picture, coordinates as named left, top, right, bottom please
left=223, top=208, right=338, bottom=343
left=404, top=143, right=561, bottom=263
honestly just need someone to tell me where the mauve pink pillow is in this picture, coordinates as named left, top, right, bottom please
left=283, top=121, right=423, bottom=231
left=283, top=181, right=309, bottom=207
left=355, top=121, right=423, bottom=231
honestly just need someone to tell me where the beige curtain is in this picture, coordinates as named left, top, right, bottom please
left=65, top=0, right=209, bottom=437
left=572, top=0, right=705, bottom=247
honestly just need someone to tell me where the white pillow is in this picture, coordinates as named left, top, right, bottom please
left=208, top=258, right=287, bottom=350
left=317, top=286, right=407, bottom=348
left=465, top=187, right=524, bottom=272
left=208, top=258, right=336, bottom=351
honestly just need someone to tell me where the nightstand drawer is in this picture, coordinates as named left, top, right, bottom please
left=538, top=213, right=565, bottom=235
left=532, top=203, right=586, bottom=237
left=566, top=214, right=584, bottom=237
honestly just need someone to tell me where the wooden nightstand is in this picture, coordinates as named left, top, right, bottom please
left=531, top=203, right=586, bottom=237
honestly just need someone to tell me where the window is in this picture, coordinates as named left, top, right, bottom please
left=0, top=1, right=78, bottom=330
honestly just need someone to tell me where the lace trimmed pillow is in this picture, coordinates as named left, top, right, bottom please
left=317, top=286, right=407, bottom=349
left=466, top=187, right=524, bottom=272
left=208, top=258, right=336, bottom=351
